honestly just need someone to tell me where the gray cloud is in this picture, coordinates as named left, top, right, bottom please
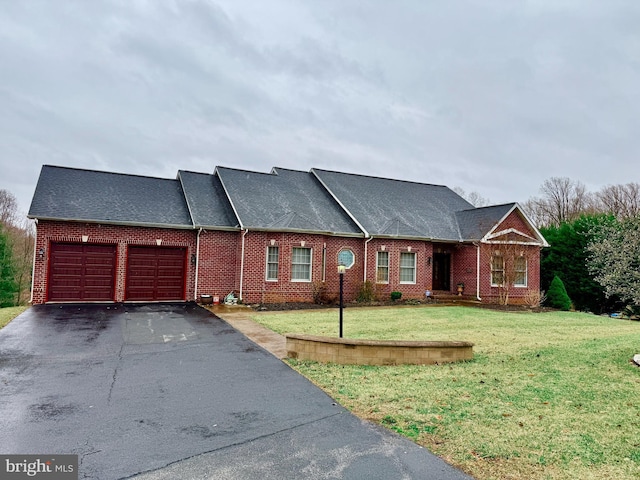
left=1, top=0, right=639, bottom=216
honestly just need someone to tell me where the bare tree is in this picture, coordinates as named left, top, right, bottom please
left=594, top=183, right=640, bottom=220
left=6, top=219, right=35, bottom=305
left=453, top=187, right=491, bottom=207
left=0, top=190, right=18, bottom=226
left=524, top=177, right=593, bottom=227
left=490, top=240, right=531, bottom=305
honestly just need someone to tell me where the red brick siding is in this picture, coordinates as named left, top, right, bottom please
left=451, top=243, right=479, bottom=297
left=195, top=230, right=241, bottom=301
left=479, top=244, right=541, bottom=304
left=237, top=232, right=365, bottom=304
left=493, top=210, right=538, bottom=238
left=33, top=218, right=543, bottom=306
left=365, top=239, right=433, bottom=300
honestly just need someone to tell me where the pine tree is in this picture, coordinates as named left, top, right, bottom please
left=546, top=275, right=572, bottom=311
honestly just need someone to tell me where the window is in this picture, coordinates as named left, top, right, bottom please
left=338, top=248, right=355, bottom=269
left=514, top=256, right=527, bottom=287
left=376, top=251, right=389, bottom=283
left=491, top=255, right=504, bottom=286
left=399, top=252, right=416, bottom=284
left=266, top=246, right=279, bottom=281
left=291, top=247, right=312, bottom=281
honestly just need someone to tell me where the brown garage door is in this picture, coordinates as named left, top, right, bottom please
left=126, top=246, right=186, bottom=301
left=48, top=243, right=116, bottom=302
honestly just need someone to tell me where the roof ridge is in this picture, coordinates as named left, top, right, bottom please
left=41, top=164, right=179, bottom=182
left=216, top=165, right=275, bottom=176
left=311, top=167, right=450, bottom=189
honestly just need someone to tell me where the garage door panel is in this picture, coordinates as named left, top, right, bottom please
left=126, top=246, right=186, bottom=301
left=48, top=243, right=116, bottom=302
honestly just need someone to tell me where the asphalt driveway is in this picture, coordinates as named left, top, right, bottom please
left=0, top=304, right=472, bottom=480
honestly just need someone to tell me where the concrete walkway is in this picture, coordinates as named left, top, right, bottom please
left=209, top=305, right=288, bottom=359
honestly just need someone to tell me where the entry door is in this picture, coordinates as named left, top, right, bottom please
left=432, top=253, right=451, bottom=291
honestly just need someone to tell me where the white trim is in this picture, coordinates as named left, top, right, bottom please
left=363, top=236, right=373, bottom=282
left=480, top=203, right=549, bottom=247
left=265, top=244, right=279, bottom=282
left=291, top=246, right=313, bottom=282
left=514, top=256, right=528, bottom=287
left=338, top=248, right=355, bottom=269
left=399, top=251, right=417, bottom=284
left=29, top=219, right=39, bottom=304
left=194, top=228, right=203, bottom=300
left=376, top=250, right=389, bottom=284
left=310, top=169, right=370, bottom=238
left=490, top=254, right=504, bottom=287
left=239, top=229, right=248, bottom=300
left=475, top=242, right=481, bottom=301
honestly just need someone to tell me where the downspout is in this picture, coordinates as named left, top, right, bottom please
left=194, top=228, right=203, bottom=301
left=29, top=219, right=38, bottom=304
left=475, top=242, right=482, bottom=301
left=239, top=229, right=248, bottom=301
left=363, top=236, right=373, bottom=282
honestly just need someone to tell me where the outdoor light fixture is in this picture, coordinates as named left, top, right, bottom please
left=38, top=248, right=45, bottom=260
left=338, top=263, right=346, bottom=338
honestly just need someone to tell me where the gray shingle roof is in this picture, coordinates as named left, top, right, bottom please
left=28, top=165, right=544, bottom=246
left=28, top=165, right=193, bottom=227
left=456, top=203, right=516, bottom=241
left=178, top=170, right=238, bottom=229
left=311, top=169, right=474, bottom=241
left=216, top=166, right=362, bottom=235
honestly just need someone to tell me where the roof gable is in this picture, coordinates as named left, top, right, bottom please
left=28, top=165, right=193, bottom=227
left=455, top=204, right=516, bottom=241
left=177, top=170, right=238, bottom=229
left=215, top=167, right=362, bottom=235
left=311, top=169, right=474, bottom=240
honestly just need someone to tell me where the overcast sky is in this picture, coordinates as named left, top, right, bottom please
left=1, top=0, right=639, bottom=217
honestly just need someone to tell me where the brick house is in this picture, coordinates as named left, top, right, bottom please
left=28, top=165, right=548, bottom=305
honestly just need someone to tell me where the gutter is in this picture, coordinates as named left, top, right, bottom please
left=239, top=229, right=248, bottom=301
left=474, top=242, right=482, bottom=301
left=194, top=228, right=203, bottom=301
left=363, top=236, right=373, bottom=282
left=29, top=219, right=38, bottom=304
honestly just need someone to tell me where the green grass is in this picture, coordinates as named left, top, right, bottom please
left=0, top=306, right=28, bottom=329
left=251, top=306, right=640, bottom=480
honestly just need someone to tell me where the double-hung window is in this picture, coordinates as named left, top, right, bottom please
left=376, top=251, right=389, bottom=283
left=291, top=247, right=312, bottom=281
left=514, top=256, right=527, bottom=287
left=491, top=255, right=504, bottom=286
left=399, top=252, right=416, bottom=284
left=266, top=246, right=279, bottom=281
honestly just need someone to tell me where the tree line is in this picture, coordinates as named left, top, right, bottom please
left=0, top=190, right=34, bottom=307
left=522, top=177, right=640, bottom=313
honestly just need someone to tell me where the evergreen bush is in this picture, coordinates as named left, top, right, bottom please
left=545, top=275, right=572, bottom=311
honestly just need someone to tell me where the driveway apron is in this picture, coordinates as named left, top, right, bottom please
left=0, top=304, right=472, bottom=480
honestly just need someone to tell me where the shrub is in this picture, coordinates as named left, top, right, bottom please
left=357, top=280, right=376, bottom=303
left=312, top=281, right=332, bottom=304
left=523, top=289, right=547, bottom=308
left=546, top=275, right=572, bottom=311
left=390, top=291, right=402, bottom=301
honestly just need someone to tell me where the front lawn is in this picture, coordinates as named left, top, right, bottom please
left=251, top=306, right=640, bottom=480
left=0, top=306, right=28, bottom=329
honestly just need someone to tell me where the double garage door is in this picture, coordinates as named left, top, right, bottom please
left=48, top=243, right=186, bottom=302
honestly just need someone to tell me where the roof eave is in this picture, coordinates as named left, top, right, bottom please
left=29, top=216, right=195, bottom=230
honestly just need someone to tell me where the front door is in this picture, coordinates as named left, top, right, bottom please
left=432, top=253, right=451, bottom=291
